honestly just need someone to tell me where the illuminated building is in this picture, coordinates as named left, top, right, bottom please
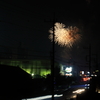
left=0, top=58, right=61, bottom=78
left=0, top=45, right=61, bottom=78
left=0, top=47, right=89, bottom=78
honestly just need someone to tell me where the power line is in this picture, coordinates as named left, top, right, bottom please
left=0, top=51, right=70, bottom=65
left=0, top=44, right=50, bottom=53
left=0, top=44, right=70, bottom=64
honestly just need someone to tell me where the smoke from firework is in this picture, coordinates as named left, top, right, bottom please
left=49, top=22, right=81, bottom=47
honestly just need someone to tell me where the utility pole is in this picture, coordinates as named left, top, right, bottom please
left=95, top=53, right=98, bottom=70
left=45, top=13, right=57, bottom=100
left=89, top=44, right=91, bottom=76
left=84, top=44, right=91, bottom=76
left=51, top=18, right=55, bottom=100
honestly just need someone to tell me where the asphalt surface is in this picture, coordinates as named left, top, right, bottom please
left=22, top=84, right=85, bottom=100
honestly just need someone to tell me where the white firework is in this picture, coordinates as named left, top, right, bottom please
left=49, top=22, right=81, bottom=47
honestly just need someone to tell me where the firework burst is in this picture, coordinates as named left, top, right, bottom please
left=49, top=22, right=81, bottom=47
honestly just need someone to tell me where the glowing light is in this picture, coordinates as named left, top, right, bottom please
left=49, top=22, right=81, bottom=47
left=85, top=84, right=90, bottom=89
left=72, top=95, right=77, bottom=98
left=65, top=67, right=72, bottom=72
left=72, top=89, right=85, bottom=94
left=97, top=90, right=100, bottom=93
left=22, top=94, right=63, bottom=100
left=66, top=73, right=72, bottom=76
left=82, top=71, right=84, bottom=74
left=87, top=71, right=90, bottom=74
left=83, top=77, right=90, bottom=81
left=85, top=84, right=90, bottom=86
left=31, top=73, right=34, bottom=76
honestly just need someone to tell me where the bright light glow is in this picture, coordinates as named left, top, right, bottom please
left=85, top=84, right=90, bottom=86
left=65, top=67, right=72, bottom=72
left=95, top=74, right=97, bottom=77
left=54, top=94, right=63, bottom=97
left=72, top=89, right=85, bottom=94
left=22, top=94, right=63, bottom=100
left=66, top=73, right=72, bottom=76
left=82, top=77, right=90, bottom=81
left=87, top=72, right=90, bottom=74
left=82, top=71, right=84, bottom=74
left=98, top=90, right=100, bottom=93
left=85, top=87, right=89, bottom=89
left=90, top=74, right=97, bottom=77
left=31, top=73, right=34, bottom=76
left=49, top=22, right=81, bottom=47
left=91, top=74, right=94, bottom=76
left=72, top=95, right=77, bottom=98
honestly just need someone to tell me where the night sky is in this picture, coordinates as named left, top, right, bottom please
left=0, top=0, right=100, bottom=67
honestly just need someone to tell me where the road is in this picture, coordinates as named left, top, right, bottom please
left=22, top=84, right=86, bottom=100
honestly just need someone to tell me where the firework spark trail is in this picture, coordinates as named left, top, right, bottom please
left=49, top=22, right=81, bottom=47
